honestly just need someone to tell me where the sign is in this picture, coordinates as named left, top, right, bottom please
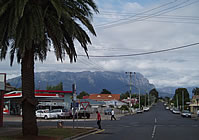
left=0, top=73, right=6, bottom=91
left=81, top=102, right=89, bottom=110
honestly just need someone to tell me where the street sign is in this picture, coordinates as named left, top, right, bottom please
left=81, top=102, right=89, bottom=110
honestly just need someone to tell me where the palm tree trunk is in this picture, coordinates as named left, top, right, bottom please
left=21, top=48, right=38, bottom=136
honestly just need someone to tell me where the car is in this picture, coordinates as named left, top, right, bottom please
left=181, top=110, right=191, bottom=118
left=172, top=108, right=181, bottom=114
left=165, top=106, right=169, bottom=110
left=51, top=109, right=71, bottom=119
left=136, top=109, right=144, bottom=113
left=143, top=107, right=150, bottom=112
left=104, top=108, right=112, bottom=115
left=36, top=109, right=58, bottom=119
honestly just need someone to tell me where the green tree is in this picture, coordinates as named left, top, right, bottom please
left=172, top=88, right=190, bottom=109
left=120, top=91, right=130, bottom=99
left=77, top=91, right=89, bottom=99
left=149, top=88, right=159, bottom=102
left=0, top=0, right=98, bottom=136
left=192, top=87, right=199, bottom=96
left=46, top=82, right=63, bottom=91
left=100, top=89, right=112, bottom=94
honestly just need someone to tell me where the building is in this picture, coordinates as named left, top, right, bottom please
left=104, top=100, right=127, bottom=108
left=189, top=95, right=199, bottom=114
left=84, top=94, right=120, bottom=101
left=3, top=90, right=73, bottom=115
left=122, top=98, right=138, bottom=106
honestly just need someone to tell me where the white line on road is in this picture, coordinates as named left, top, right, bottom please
left=152, top=125, right=157, bottom=139
left=155, top=118, right=157, bottom=124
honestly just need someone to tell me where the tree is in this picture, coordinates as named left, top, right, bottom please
left=192, top=87, right=199, bottom=96
left=0, top=0, right=98, bottom=136
left=149, top=88, right=159, bottom=102
left=100, top=89, right=112, bottom=94
left=46, top=82, right=63, bottom=91
left=172, top=88, right=190, bottom=109
left=120, top=91, right=130, bottom=100
left=77, top=91, right=89, bottom=99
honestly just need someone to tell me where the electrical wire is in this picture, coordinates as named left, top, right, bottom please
left=95, top=0, right=179, bottom=27
left=96, top=0, right=199, bottom=29
left=78, top=42, right=199, bottom=58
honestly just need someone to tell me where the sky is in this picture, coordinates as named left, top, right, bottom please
left=0, top=0, right=199, bottom=88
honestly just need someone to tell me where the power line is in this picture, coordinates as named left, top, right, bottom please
left=95, top=0, right=179, bottom=27
left=96, top=13, right=199, bottom=21
left=78, top=42, right=199, bottom=58
left=96, top=0, right=199, bottom=29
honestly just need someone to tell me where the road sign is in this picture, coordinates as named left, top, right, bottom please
left=81, top=102, right=89, bottom=110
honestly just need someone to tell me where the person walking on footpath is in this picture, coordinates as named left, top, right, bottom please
left=96, top=111, right=102, bottom=129
left=111, top=109, right=116, bottom=120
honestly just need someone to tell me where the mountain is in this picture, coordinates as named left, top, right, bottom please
left=7, top=71, right=155, bottom=94
left=157, top=86, right=197, bottom=98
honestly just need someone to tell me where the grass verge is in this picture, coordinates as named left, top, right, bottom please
left=0, top=128, right=94, bottom=140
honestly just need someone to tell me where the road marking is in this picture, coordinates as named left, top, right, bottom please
left=74, top=129, right=105, bottom=140
left=92, top=129, right=105, bottom=134
left=155, top=118, right=157, bottom=124
left=152, top=125, right=157, bottom=139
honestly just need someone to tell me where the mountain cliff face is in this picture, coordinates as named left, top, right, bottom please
left=7, top=71, right=155, bottom=94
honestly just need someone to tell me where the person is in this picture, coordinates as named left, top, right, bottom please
left=96, top=111, right=102, bottom=129
left=111, top=109, right=116, bottom=120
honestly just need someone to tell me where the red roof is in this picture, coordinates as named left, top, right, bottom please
left=87, top=94, right=120, bottom=101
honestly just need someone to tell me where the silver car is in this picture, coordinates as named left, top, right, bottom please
left=172, top=108, right=181, bottom=114
left=181, top=110, right=191, bottom=118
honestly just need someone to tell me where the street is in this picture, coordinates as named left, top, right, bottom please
left=3, top=102, right=199, bottom=140
left=80, top=102, right=199, bottom=140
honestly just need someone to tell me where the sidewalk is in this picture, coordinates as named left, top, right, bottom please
left=3, top=113, right=128, bottom=122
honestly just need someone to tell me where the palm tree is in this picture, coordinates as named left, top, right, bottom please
left=0, top=0, right=98, bottom=136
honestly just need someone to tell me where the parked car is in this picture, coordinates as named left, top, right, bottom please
left=172, top=108, right=181, bottom=114
left=143, top=107, right=150, bottom=112
left=165, top=106, right=169, bottom=110
left=104, top=108, right=112, bottom=115
left=70, top=108, right=91, bottom=119
left=136, top=109, right=144, bottom=113
left=181, top=110, right=191, bottom=118
left=51, top=109, right=71, bottom=118
left=36, top=109, right=58, bottom=119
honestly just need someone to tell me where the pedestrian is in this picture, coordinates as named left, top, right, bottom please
left=111, top=109, right=116, bottom=120
left=96, top=111, right=102, bottom=129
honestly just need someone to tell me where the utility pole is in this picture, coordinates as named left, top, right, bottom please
left=72, top=84, right=76, bottom=128
left=125, top=72, right=133, bottom=108
left=176, top=94, right=179, bottom=109
left=0, top=73, right=6, bottom=127
left=182, top=90, right=184, bottom=111
left=148, top=92, right=150, bottom=107
left=139, top=88, right=141, bottom=110
left=145, top=94, right=147, bottom=107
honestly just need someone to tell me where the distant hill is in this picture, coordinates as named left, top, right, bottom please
left=7, top=71, right=155, bottom=94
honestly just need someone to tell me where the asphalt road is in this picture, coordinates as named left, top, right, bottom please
left=79, top=102, right=199, bottom=140
left=3, top=102, right=199, bottom=140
